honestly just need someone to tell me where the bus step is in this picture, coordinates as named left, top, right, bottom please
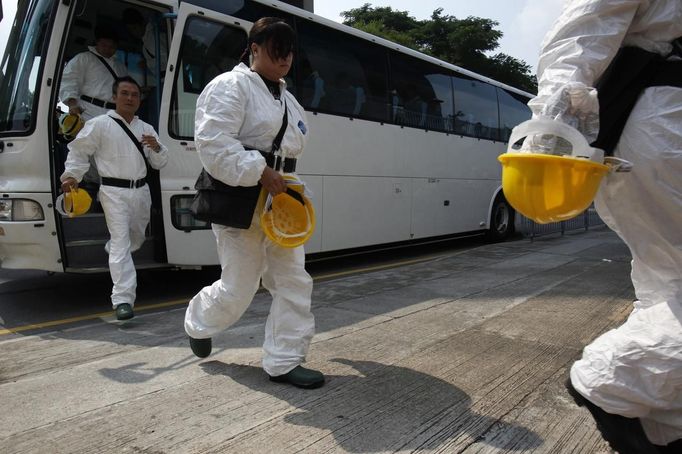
left=65, top=238, right=156, bottom=268
left=61, top=213, right=109, bottom=241
left=63, top=262, right=168, bottom=274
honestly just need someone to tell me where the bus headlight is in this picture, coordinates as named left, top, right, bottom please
left=0, top=199, right=45, bottom=221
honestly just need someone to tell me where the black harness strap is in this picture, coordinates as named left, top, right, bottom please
left=592, top=41, right=682, bottom=156
left=108, top=115, right=148, bottom=165
left=89, top=51, right=120, bottom=81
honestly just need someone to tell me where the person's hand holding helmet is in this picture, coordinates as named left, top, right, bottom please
left=61, top=177, right=78, bottom=193
left=523, top=82, right=600, bottom=154
left=260, top=166, right=287, bottom=196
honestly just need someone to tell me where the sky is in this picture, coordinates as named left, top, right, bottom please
left=313, top=0, right=567, bottom=72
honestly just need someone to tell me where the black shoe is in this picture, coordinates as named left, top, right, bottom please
left=565, top=379, right=661, bottom=454
left=269, top=365, right=325, bottom=389
left=115, top=303, right=134, bottom=320
left=189, top=337, right=212, bottom=358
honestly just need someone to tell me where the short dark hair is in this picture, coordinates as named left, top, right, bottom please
left=112, top=76, right=142, bottom=96
left=248, top=17, right=295, bottom=61
left=94, top=23, right=119, bottom=42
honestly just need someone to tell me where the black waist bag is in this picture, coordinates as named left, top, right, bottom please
left=592, top=44, right=682, bottom=156
left=190, top=100, right=289, bottom=229
left=190, top=169, right=262, bottom=229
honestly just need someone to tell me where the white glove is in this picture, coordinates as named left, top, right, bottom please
left=523, top=82, right=600, bottom=154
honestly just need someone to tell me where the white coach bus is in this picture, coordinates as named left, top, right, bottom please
left=0, top=0, right=532, bottom=273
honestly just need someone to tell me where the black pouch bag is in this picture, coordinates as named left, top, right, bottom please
left=191, top=101, right=288, bottom=228
left=190, top=168, right=263, bottom=229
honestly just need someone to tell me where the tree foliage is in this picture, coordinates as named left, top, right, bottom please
left=341, top=4, right=537, bottom=93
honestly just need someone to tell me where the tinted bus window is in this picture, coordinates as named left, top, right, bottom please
left=497, top=87, right=531, bottom=142
left=169, top=17, right=247, bottom=139
left=0, top=0, right=55, bottom=135
left=389, top=52, right=453, bottom=132
left=452, top=76, right=500, bottom=141
left=296, top=19, right=388, bottom=121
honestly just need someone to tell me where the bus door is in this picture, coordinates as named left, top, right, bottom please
left=158, top=3, right=250, bottom=266
left=52, top=0, right=175, bottom=272
left=0, top=0, right=73, bottom=272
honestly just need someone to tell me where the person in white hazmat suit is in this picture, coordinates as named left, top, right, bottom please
left=60, top=76, right=168, bottom=321
left=528, top=1, right=682, bottom=452
left=184, top=18, right=324, bottom=389
left=59, top=23, right=128, bottom=122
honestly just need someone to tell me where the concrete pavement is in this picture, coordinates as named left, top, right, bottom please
left=0, top=227, right=631, bottom=453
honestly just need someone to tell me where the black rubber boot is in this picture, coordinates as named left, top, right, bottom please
left=115, top=303, right=134, bottom=320
left=189, top=337, right=212, bottom=358
left=269, top=365, right=325, bottom=389
left=565, top=379, right=661, bottom=454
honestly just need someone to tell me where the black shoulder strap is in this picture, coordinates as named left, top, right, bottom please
left=271, top=99, right=288, bottom=153
left=90, top=51, right=119, bottom=81
left=108, top=115, right=147, bottom=163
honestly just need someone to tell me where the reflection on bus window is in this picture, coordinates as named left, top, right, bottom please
left=170, top=17, right=247, bottom=139
left=296, top=20, right=387, bottom=121
left=497, top=87, right=531, bottom=142
left=0, top=0, right=53, bottom=134
left=452, top=76, right=501, bottom=141
left=390, top=52, right=453, bottom=132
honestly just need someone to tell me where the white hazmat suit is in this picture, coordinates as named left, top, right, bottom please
left=59, top=47, right=128, bottom=121
left=61, top=111, right=168, bottom=309
left=184, top=63, right=313, bottom=377
left=530, top=0, right=682, bottom=446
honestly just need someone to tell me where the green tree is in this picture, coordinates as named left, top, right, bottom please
left=341, top=4, right=537, bottom=93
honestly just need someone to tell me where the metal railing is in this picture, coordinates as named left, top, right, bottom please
left=515, top=205, right=605, bottom=241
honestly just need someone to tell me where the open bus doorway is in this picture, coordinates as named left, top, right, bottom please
left=53, top=0, right=172, bottom=271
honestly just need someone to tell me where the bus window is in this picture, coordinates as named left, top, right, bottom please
left=169, top=17, right=247, bottom=139
left=0, top=0, right=54, bottom=135
left=296, top=19, right=388, bottom=121
left=389, top=52, right=454, bottom=132
left=497, top=87, right=531, bottom=142
left=452, top=76, right=501, bottom=141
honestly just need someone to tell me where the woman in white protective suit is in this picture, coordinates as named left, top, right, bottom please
left=528, top=1, right=682, bottom=452
left=184, top=18, right=324, bottom=389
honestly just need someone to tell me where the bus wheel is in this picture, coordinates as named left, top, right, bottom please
left=487, top=194, right=515, bottom=242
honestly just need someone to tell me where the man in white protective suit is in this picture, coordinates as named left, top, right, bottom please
left=528, top=1, right=682, bottom=452
left=59, top=23, right=128, bottom=122
left=60, top=76, right=168, bottom=321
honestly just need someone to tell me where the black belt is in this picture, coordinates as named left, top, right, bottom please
left=259, top=151, right=297, bottom=173
left=80, top=95, right=116, bottom=109
left=101, top=177, right=147, bottom=188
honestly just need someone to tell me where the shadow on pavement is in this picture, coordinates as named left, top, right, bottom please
left=199, top=358, right=543, bottom=453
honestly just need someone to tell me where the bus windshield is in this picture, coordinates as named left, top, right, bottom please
left=0, top=0, right=56, bottom=135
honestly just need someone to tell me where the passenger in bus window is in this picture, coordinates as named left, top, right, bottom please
left=402, top=83, right=427, bottom=128
left=527, top=0, right=682, bottom=452
left=184, top=18, right=325, bottom=390
left=59, top=76, right=168, bottom=322
left=328, top=71, right=365, bottom=116
left=298, top=57, right=325, bottom=109
left=59, top=23, right=128, bottom=122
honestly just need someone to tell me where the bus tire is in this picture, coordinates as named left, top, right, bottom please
left=487, top=194, right=515, bottom=242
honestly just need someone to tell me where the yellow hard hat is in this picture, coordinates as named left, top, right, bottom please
left=59, top=113, right=84, bottom=140
left=55, top=188, right=92, bottom=218
left=261, top=175, right=315, bottom=248
left=499, top=119, right=609, bottom=224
